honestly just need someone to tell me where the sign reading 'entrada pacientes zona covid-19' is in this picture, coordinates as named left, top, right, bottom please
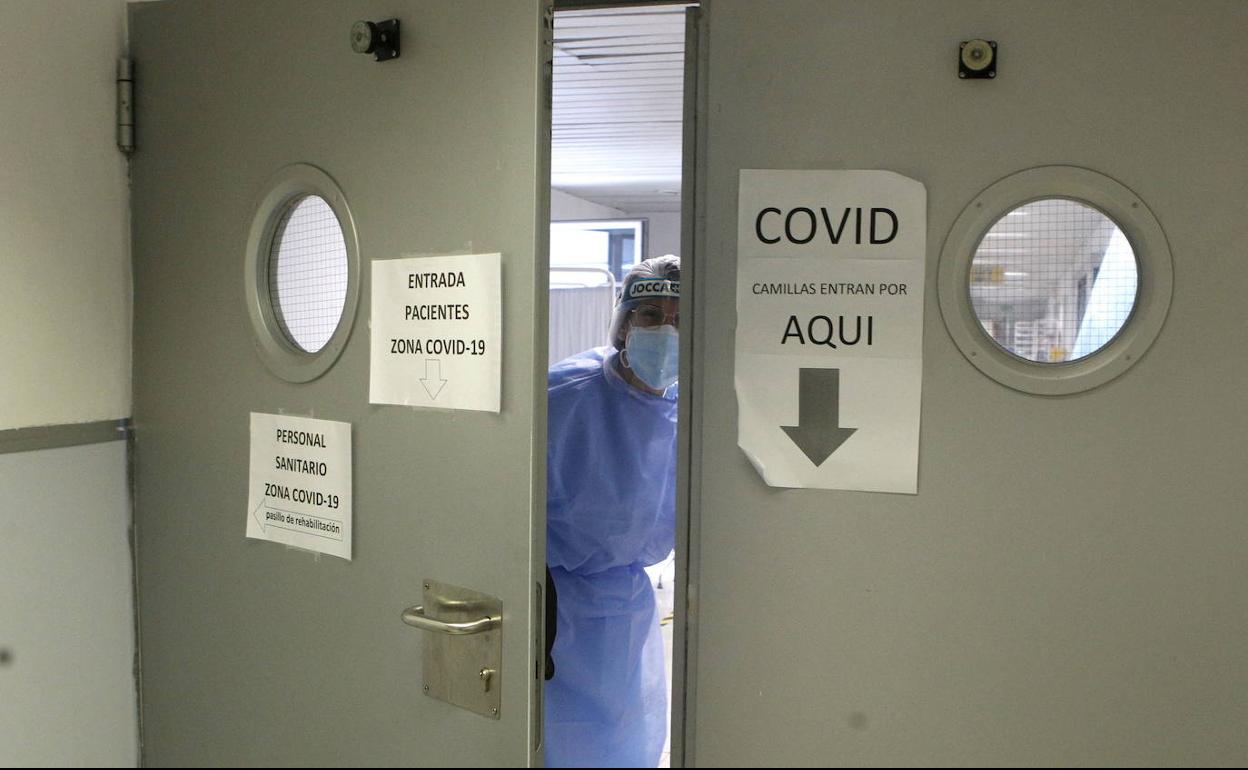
left=369, top=253, right=502, bottom=412
left=735, top=170, right=926, bottom=494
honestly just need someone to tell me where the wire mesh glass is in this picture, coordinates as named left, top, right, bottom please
left=267, top=195, right=349, bottom=353
left=969, top=198, right=1139, bottom=364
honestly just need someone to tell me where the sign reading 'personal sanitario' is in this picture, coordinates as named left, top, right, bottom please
left=246, top=413, right=353, bottom=559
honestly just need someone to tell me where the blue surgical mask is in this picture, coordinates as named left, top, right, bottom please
left=624, top=325, right=679, bottom=391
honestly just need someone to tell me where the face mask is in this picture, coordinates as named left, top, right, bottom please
left=624, top=325, right=679, bottom=391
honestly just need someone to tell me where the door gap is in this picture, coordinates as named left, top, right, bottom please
left=545, top=2, right=696, bottom=767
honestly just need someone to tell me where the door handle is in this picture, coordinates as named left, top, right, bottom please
left=405, top=580, right=503, bottom=719
left=401, top=605, right=500, bottom=636
left=427, top=596, right=494, bottom=612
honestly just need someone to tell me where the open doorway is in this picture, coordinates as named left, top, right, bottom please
left=545, top=3, right=694, bottom=768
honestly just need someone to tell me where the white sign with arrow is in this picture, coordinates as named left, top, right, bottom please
left=370, top=253, right=502, bottom=412
left=735, top=170, right=926, bottom=493
left=246, top=412, right=353, bottom=560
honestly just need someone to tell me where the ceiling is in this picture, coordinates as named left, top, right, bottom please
left=551, top=5, right=689, bottom=214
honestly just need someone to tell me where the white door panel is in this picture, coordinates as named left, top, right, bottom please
left=129, top=1, right=549, bottom=765
left=690, top=1, right=1247, bottom=765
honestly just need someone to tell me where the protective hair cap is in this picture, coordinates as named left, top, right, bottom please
left=610, top=254, right=681, bottom=349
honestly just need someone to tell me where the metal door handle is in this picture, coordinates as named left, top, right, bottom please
left=407, top=581, right=503, bottom=719
left=401, top=605, right=500, bottom=636
left=430, top=597, right=493, bottom=612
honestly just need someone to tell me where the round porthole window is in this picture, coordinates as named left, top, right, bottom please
left=268, top=195, right=349, bottom=353
left=970, top=198, right=1139, bottom=364
left=939, top=167, right=1172, bottom=395
left=245, top=165, right=360, bottom=382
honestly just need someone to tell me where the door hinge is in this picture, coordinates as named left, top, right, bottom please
left=117, top=58, right=134, bottom=155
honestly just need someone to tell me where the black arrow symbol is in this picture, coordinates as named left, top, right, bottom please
left=781, top=368, right=857, bottom=466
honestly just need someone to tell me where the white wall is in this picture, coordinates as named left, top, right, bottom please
left=636, top=211, right=681, bottom=259
left=0, top=0, right=132, bottom=431
left=0, top=2, right=137, bottom=767
left=551, top=187, right=625, bottom=221
left=552, top=191, right=682, bottom=261
left=0, top=442, right=138, bottom=767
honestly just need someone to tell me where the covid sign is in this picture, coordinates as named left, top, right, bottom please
left=735, top=170, right=926, bottom=493
left=369, top=253, right=502, bottom=412
left=246, top=413, right=353, bottom=559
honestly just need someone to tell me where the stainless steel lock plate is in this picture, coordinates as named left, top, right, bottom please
left=402, top=579, right=502, bottom=719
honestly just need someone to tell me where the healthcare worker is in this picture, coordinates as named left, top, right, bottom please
left=545, top=255, right=680, bottom=768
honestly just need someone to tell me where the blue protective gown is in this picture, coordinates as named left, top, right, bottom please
left=545, top=347, right=678, bottom=768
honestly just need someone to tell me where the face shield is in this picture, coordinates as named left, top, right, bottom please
left=609, top=255, right=681, bottom=350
